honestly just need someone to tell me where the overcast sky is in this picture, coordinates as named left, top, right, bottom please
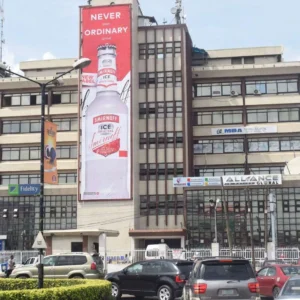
left=3, top=0, right=300, bottom=72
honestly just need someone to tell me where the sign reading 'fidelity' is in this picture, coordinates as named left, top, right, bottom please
left=8, top=184, right=40, bottom=196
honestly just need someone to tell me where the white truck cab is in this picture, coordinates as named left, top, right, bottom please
left=145, top=243, right=172, bottom=260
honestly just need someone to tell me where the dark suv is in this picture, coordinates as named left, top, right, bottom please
left=105, top=259, right=193, bottom=300
left=183, top=257, right=260, bottom=300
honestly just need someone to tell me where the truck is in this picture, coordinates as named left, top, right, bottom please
left=145, top=243, right=172, bottom=260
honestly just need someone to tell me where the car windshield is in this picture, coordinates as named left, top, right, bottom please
left=177, top=263, right=193, bottom=278
left=281, top=266, right=300, bottom=275
left=281, top=279, right=300, bottom=296
left=200, top=261, right=254, bottom=280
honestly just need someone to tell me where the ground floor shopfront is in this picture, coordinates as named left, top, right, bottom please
left=185, top=177, right=300, bottom=248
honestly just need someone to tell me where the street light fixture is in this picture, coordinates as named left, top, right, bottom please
left=209, top=198, right=221, bottom=243
left=0, top=57, right=91, bottom=288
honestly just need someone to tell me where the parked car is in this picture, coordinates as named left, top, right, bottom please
left=277, top=276, right=300, bottom=300
left=10, top=252, right=102, bottom=279
left=256, top=264, right=300, bottom=298
left=183, top=256, right=260, bottom=300
left=105, top=259, right=193, bottom=300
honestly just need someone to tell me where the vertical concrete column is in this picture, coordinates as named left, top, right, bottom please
left=45, top=236, right=52, bottom=256
left=99, top=233, right=107, bottom=273
left=82, top=236, right=88, bottom=252
left=211, top=242, right=220, bottom=256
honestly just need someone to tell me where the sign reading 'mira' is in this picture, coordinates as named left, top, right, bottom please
left=80, top=5, right=132, bottom=201
left=222, top=174, right=282, bottom=187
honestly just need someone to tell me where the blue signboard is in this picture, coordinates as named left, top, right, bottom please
left=19, top=184, right=40, bottom=195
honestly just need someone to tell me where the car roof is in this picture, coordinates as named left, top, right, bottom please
left=197, top=256, right=248, bottom=261
left=48, top=252, right=90, bottom=256
left=267, top=264, right=296, bottom=267
left=139, top=259, right=192, bottom=264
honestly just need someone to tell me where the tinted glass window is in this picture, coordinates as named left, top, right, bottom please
left=56, top=256, right=73, bottom=266
left=282, top=279, right=300, bottom=296
left=177, top=263, right=193, bottom=277
left=281, top=266, right=300, bottom=275
left=43, top=256, right=57, bottom=266
left=200, top=261, right=253, bottom=280
left=72, top=256, right=87, bottom=265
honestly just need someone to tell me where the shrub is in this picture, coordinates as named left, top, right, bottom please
left=0, top=279, right=111, bottom=300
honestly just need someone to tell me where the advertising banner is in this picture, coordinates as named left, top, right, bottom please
left=211, top=125, right=277, bottom=136
left=173, top=177, right=222, bottom=188
left=222, top=174, right=282, bottom=187
left=44, top=121, right=58, bottom=185
left=80, top=5, right=131, bottom=200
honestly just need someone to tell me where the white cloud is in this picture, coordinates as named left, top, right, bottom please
left=42, top=52, right=56, bottom=60
left=2, top=46, right=24, bottom=75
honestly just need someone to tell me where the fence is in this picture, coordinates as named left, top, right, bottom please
left=0, top=251, right=39, bottom=265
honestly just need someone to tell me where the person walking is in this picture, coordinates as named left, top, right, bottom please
left=6, top=255, right=15, bottom=278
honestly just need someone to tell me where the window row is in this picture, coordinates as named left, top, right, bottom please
left=139, top=131, right=183, bottom=149
left=139, top=101, right=182, bottom=119
left=194, top=108, right=300, bottom=125
left=0, top=173, right=77, bottom=185
left=194, top=136, right=300, bottom=154
left=140, top=194, right=184, bottom=215
left=2, top=118, right=78, bottom=134
left=139, top=71, right=182, bottom=88
left=194, top=79, right=298, bottom=98
left=194, top=165, right=285, bottom=177
left=1, top=145, right=77, bottom=161
left=139, top=42, right=181, bottom=60
left=2, top=91, right=78, bottom=107
left=140, top=163, right=183, bottom=180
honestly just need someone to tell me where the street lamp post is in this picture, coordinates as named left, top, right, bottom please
left=0, top=58, right=90, bottom=288
left=209, top=198, right=221, bottom=243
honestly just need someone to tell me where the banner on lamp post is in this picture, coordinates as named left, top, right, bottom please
left=44, top=121, right=58, bottom=185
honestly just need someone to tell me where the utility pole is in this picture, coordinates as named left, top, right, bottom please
left=264, top=188, right=269, bottom=258
left=246, top=188, right=256, bottom=270
left=222, top=187, right=233, bottom=255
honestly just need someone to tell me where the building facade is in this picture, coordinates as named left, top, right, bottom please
left=0, top=0, right=299, bottom=250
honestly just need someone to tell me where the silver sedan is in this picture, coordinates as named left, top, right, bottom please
left=277, top=276, right=300, bottom=300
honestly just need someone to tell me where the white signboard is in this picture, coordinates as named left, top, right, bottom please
left=32, top=231, right=47, bottom=249
left=173, top=177, right=222, bottom=188
left=211, top=126, right=277, bottom=136
left=222, top=174, right=282, bottom=187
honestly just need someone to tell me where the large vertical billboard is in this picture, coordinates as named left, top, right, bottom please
left=80, top=5, right=132, bottom=201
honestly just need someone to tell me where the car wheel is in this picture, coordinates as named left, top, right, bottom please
left=16, top=275, right=29, bottom=279
left=111, top=282, right=121, bottom=299
left=273, top=286, right=280, bottom=298
left=158, top=285, right=173, bottom=300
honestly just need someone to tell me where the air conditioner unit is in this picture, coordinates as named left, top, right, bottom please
left=230, top=90, right=239, bottom=97
left=254, top=89, right=261, bottom=95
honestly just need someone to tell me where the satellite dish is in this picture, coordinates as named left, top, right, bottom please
left=171, top=7, right=177, bottom=14
left=284, top=157, right=300, bottom=175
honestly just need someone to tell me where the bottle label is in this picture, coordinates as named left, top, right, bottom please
left=97, top=55, right=117, bottom=92
left=86, top=113, right=128, bottom=160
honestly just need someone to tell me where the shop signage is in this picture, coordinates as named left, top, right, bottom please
left=173, top=177, right=222, bottom=188
left=211, top=125, right=277, bottom=136
left=222, top=174, right=282, bottom=187
left=8, top=184, right=41, bottom=196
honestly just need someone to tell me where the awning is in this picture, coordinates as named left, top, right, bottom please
left=43, top=229, right=119, bottom=238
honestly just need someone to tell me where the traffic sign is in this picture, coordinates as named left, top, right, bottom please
left=32, top=231, right=47, bottom=249
left=8, top=184, right=40, bottom=196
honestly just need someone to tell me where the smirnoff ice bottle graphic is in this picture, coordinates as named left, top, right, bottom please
left=84, top=44, right=129, bottom=199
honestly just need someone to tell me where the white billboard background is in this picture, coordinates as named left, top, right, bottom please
left=80, top=72, right=131, bottom=199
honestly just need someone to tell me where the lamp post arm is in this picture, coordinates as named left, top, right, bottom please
left=2, top=68, right=42, bottom=86
left=45, top=67, right=75, bottom=86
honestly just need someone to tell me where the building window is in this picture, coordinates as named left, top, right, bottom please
left=139, top=163, right=183, bottom=181
left=139, top=44, right=147, bottom=59
left=194, top=110, right=243, bottom=125
left=246, top=79, right=298, bottom=95
left=244, top=56, right=255, bottom=64
left=175, top=72, right=182, bottom=87
left=1, top=145, right=77, bottom=161
left=194, top=167, right=244, bottom=177
left=52, top=118, right=78, bottom=131
left=247, top=108, right=300, bottom=123
left=0, top=173, right=77, bottom=185
left=231, top=57, right=242, bottom=65
left=138, top=42, right=181, bottom=60
left=194, top=139, right=244, bottom=154
left=139, top=131, right=183, bottom=149
left=248, top=136, right=300, bottom=152
left=52, top=91, right=78, bottom=104
left=2, top=93, right=43, bottom=107
left=195, top=82, right=242, bottom=97
left=139, top=72, right=180, bottom=89
left=249, top=166, right=284, bottom=175
left=139, top=101, right=182, bottom=119
left=2, top=120, right=41, bottom=134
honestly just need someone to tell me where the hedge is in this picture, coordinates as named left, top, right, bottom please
left=0, top=279, right=112, bottom=300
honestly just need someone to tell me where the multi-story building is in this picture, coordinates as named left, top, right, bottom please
left=0, top=0, right=299, bottom=250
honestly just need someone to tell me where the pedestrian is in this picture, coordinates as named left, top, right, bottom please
left=6, top=255, right=15, bottom=278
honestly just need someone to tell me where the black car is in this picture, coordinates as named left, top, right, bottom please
left=105, top=259, right=193, bottom=300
